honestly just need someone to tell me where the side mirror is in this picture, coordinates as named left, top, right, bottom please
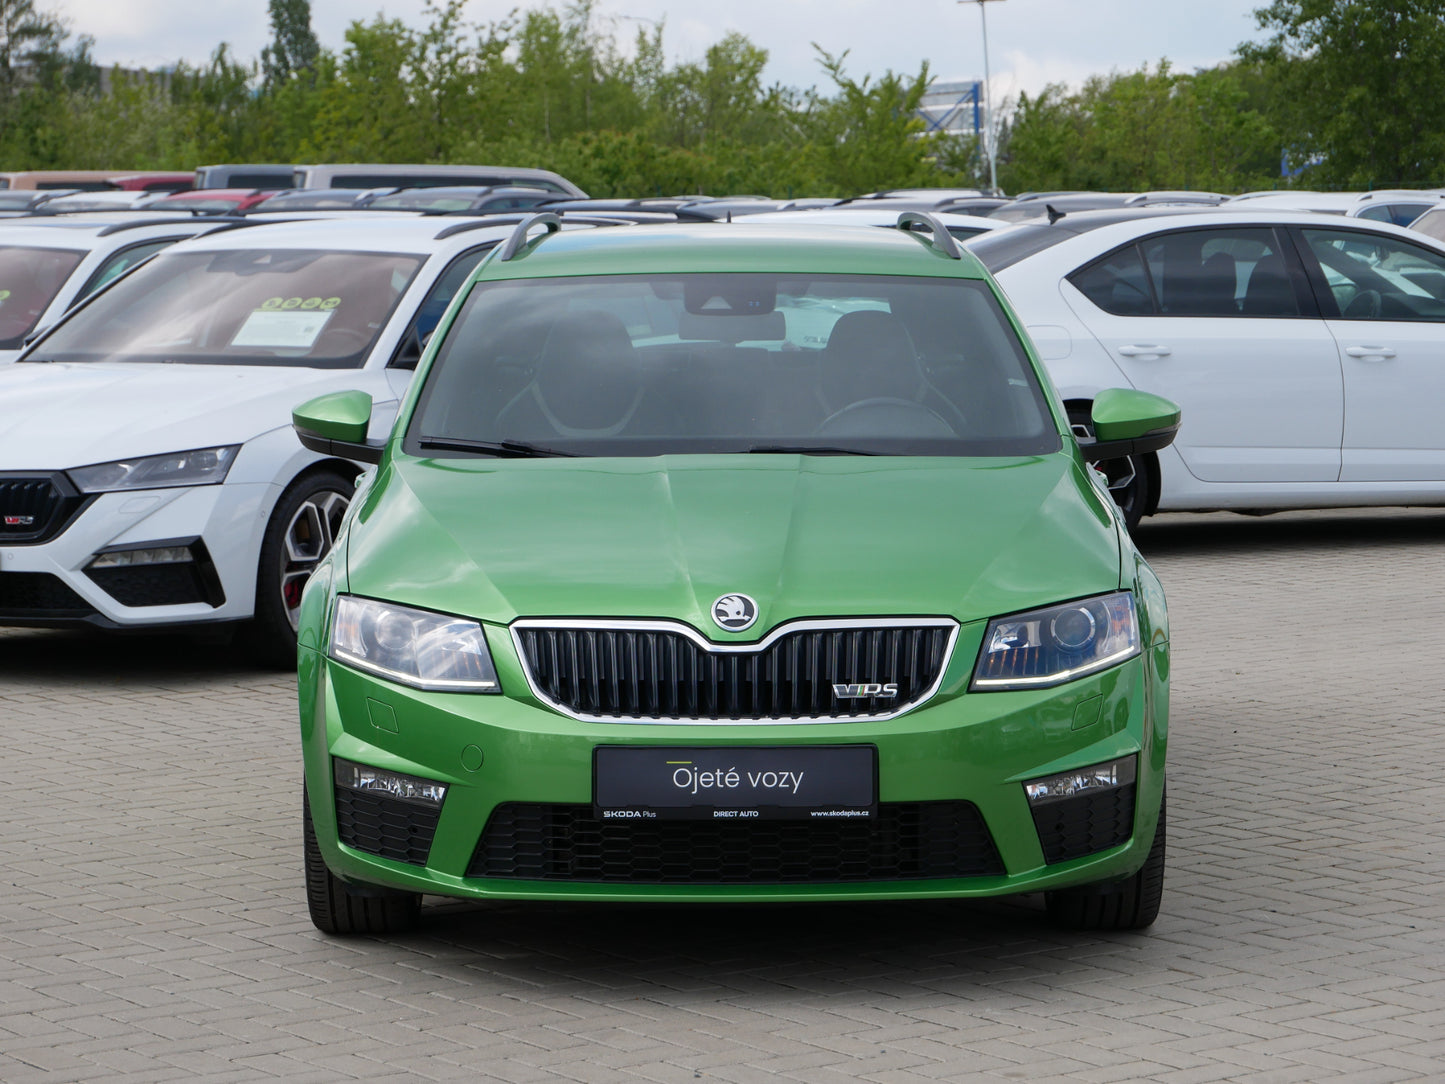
left=292, top=390, right=384, bottom=464
left=1078, top=388, right=1181, bottom=463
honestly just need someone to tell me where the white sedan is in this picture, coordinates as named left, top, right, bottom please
left=968, top=207, right=1445, bottom=527
left=0, top=214, right=598, bottom=661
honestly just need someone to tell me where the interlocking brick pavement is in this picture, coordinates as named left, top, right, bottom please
left=2, top=507, right=1443, bottom=1082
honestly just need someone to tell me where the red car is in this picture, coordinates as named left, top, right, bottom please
left=141, top=188, right=282, bottom=214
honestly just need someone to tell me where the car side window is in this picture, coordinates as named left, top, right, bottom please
left=1137, top=228, right=1299, bottom=318
left=1301, top=228, right=1445, bottom=321
left=76, top=239, right=177, bottom=301
left=389, top=245, right=494, bottom=369
left=1068, top=244, right=1155, bottom=315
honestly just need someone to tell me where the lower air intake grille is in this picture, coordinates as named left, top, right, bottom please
left=468, top=801, right=1003, bottom=884
left=334, top=788, right=440, bottom=866
left=0, top=571, right=94, bottom=617
left=1032, top=784, right=1136, bottom=864
left=514, top=621, right=955, bottom=721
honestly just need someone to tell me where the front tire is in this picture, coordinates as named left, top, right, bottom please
left=244, top=468, right=354, bottom=667
left=304, top=787, right=421, bottom=936
left=1045, top=791, right=1165, bottom=931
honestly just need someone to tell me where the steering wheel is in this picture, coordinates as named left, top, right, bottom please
left=1343, top=289, right=1382, bottom=319
left=815, top=397, right=957, bottom=438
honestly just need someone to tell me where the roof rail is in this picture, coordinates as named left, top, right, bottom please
left=895, top=212, right=961, bottom=259
left=433, top=215, right=529, bottom=240
left=95, top=215, right=247, bottom=236
left=499, top=212, right=563, bottom=260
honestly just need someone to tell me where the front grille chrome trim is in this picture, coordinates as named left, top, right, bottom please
left=510, top=616, right=960, bottom=725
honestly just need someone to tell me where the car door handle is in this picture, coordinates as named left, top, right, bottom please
left=1117, top=344, right=1171, bottom=358
left=1344, top=345, right=1396, bottom=359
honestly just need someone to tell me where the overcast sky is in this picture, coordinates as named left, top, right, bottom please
left=54, top=0, right=1272, bottom=103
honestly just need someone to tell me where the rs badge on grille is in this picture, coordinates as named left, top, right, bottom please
left=4, top=515, right=35, bottom=527
left=833, top=683, right=899, bottom=699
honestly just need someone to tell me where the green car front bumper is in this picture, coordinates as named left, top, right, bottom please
left=298, top=618, right=1168, bottom=904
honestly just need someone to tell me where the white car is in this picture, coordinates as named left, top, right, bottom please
left=968, top=206, right=1445, bottom=526
left=1225, top=190, right=1445, bottom=228
left=0, top=214, right=600, bottom=660
left=0, top=215, right=246, bottom=363
left=742, top=207, right=1000, bottom=241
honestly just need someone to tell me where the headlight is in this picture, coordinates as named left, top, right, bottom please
left=329, top=595, right=501, bottom=693
left=971, top=591, right=1139, bottom=691
left=69, top=445, right=240, bottom=493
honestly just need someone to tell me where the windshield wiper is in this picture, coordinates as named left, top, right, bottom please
left=746, top=444, right=881, bottom=456
left=416, top=437, right=577, bottom=458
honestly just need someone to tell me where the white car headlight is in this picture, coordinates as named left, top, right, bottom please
left=69, top=445, right=240, bottom=493
left=971, top=591, right=1139, bottom=691
left=329, top=595, right=501, bottom=693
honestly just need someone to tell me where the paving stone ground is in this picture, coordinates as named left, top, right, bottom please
left=2, top=507, right=1443, bottom=1083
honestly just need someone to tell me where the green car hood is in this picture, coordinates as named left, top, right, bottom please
left=346, top=454, right=1121, bottom=634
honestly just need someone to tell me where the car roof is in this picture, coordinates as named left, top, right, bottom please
left=473, top=220, right=988, bottom=280
left=151, top=214, right=602, bottom=255
left=0, top=215, right=228, bottom=242
left=967, top=206, right=1442, bottom=271
left=739, top=208, right=1000, bottom=231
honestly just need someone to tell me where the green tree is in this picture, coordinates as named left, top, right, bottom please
left=804, top=48, right=939, bottom=194
left=1244, top=0, right=1445, bottom=187
left=261, top=0, right=320, bottom=89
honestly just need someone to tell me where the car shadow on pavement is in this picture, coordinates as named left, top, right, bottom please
left=1133, top=506, right=1445, bottom=557
left=0, top=624, right=279, bottom=684
left=393, top=893, right=1145, bottom=988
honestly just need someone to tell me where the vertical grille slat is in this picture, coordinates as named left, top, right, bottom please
left=515, top=620, right=956, bottom=722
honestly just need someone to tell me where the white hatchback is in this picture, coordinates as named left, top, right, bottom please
left=969, top=207, right=1445, bottom=527
left=0, top=215, right=249, bottom=364
left=0, top=214, right=600, bottom=660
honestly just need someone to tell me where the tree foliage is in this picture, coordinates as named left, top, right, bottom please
left=261, top=0, right=320, bottom=89
left=1243, top=0, right=1445, bottom=187
left=10, top=0, right=1440, bottom=197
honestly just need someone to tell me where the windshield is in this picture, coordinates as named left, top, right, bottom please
left=408, top=273, right=1060, bottom=457
left=29, top=248, right=424, bottom=368
left=0, top=245, right=86, bottom=349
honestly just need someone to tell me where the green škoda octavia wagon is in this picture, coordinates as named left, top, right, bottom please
left=292, top=213, right=1180, bottom=935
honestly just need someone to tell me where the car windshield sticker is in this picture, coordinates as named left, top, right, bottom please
left=232, top=308, right=334, bottom=349
left=258, top=296, right=341, bottom=311
left=0, top=289, right=10, bottom=305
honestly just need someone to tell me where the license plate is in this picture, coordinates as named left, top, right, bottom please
left=593, top=745, right=877, bottom=821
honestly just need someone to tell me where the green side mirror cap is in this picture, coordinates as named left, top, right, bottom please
left=1080, top=389, right=1181, bottom=463
left=292, top=390, right=382, bottom=464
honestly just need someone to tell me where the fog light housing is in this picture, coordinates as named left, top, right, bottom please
left=83, top=537, right=226, bottom=608
left=334, top=758, right=447, bottom=807
left=1023, top=756, right=1136, bottom=806
left=87, top=546, right=193, bottom=568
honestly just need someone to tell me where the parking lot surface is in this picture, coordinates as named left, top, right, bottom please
left=2, top=508, right=1443, bottom=1083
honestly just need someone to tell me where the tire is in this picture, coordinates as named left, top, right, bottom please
left=304, top=787, right=421, bottom=936
left=1045, top=791, right=1165, bottom=932
left=1068, top=406, right=1154, bottom=534
left=243, top=467, right=355, bottom=668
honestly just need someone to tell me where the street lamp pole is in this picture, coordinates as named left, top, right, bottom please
left=959, top=0, right=1004, bottom=194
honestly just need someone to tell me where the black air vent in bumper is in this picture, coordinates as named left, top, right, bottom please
left=1032, top=784, right=1137, bottom=864
left=468, top=801, right=1003, bottom=884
